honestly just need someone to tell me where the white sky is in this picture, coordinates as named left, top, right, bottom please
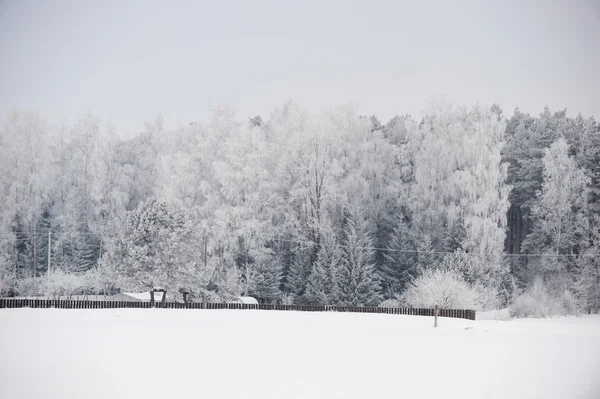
left=1, top=0, right=599, bottom=136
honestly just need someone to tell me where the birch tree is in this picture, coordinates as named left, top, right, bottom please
left=524, top=138, right=590, bottom=285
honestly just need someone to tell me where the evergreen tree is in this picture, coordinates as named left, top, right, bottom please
left=416, top=235, right=436, bottom=273
left=381, top=218, right=416, bottom=297
left=305, top=231, right=342, bottom=305
left=250, top=260, right=282, bottom=303
left=285, top=252, right=311, bottom=302
left=337, top=209, right=382, bottom=306
left=444, top=218, right=467, bottom=253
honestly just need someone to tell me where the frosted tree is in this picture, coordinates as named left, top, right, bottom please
left=210, top=109, right=285, bottom=301
left=285, top=253, right=311, bottom=301
left=337, top=208, right=382, bottom=306
left=502, top=108, right=571, bottom=284
left=0, top=112, right=54, bottom=277
left=574, top=215, right=600, bottom=314
left=380, top=218, right=416, bottom=297
left=48, top=112, right=105, bottom=272
left=524, top=138, right=590, bottom=286
left=411, top=100, right=511, bottom=291
left=88, top=123, right=130, bottom=246
left=416, top=235, right=436, bottom=273
left=569, top=116, right=600, bottom=222
left=107, top=199, right=210, bottom=302
left=0, top=253, right=16, bottom=296
left=403, top=268, right=477, bottom=309
left=444, top=218, right=467, bottom=253
left=267, top=104, right=343, bottom=297
left=575, top=258, right=600, bottom=314
left=249, top=260, right=283, bottom=302
left=289, top=129, right=340, bottom=265
left=305, top=228, right=343, bottom=305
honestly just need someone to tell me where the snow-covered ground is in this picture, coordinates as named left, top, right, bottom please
left=1, top=309, right=599, bottom=399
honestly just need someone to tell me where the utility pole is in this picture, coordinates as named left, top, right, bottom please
left=203, top=234, right=208, bottom=307
left=47, top=230, right=52, bottom=299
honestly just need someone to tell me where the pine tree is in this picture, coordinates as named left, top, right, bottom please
left=416, top=235, right=436, bottom=273
left=285, top=252, right=311, bottom=302
left=444, top=218, right=466, bottom=253
left=337, top=209, right=382, bottom=306
left=575, top=255, right=600, bottom=314
left=305, top=231, right=342, bottom=305
left=381, top=219, right=416, bottom=297
left=250, top=260, right=282, bottom=302
left=502, top=108, right=569, bottom=286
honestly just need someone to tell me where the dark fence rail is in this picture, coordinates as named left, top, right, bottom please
left=0, top=298, right=476, bottom=320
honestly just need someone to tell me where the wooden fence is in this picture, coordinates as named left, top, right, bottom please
left=0, top=298, right=476, bottom=320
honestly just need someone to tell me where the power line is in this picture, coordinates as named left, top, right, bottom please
left=251, top=232, right=600, bottom=259
left=2, top=231, right=599, bottom=259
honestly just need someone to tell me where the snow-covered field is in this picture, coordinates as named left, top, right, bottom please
left=1, top=309, right=599, bottom=399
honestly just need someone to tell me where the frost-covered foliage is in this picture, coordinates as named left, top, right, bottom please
left=573, top=216, right=600, bottom=313
left=305, top=228, right=342, bottom=305
left=336, top=208, right=382, bottom=306
left=403, top=268, right=477, bottom=309
left=521, top=139, right=590, bottom=285
left=511, top=278, right=579, bottom=318
left=574, top=256, right=600, bottom=314
left=106, top=199, right=211, bottom=301
left=1, top=101, right=599, bottom=315
left=15, top=276, right=46, bottom=297
left=13, top=269, right=93, bottom=298
left=46, top=269, right=88, bottom=299
left=403, top=249, right=506, bottom=311
left=0, top=255, right=16, bottom=296
left=412, top=100, right=510, bottom=259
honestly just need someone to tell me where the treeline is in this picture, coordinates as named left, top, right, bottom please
left=0, top=99, right=598, bottom=314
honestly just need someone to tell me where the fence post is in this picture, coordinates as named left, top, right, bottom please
left=434, top=305, right=438, bottom=328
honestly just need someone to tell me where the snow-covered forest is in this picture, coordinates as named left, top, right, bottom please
left=1, top=99, right=599, bottom=314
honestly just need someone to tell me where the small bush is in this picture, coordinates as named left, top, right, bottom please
left=0, top=257, right=16, bottom=296
left=511, top=278, right=579, bottom=318
left=46, top=269, right=86, bottom=299
left=280, top=293, right=294, bottom=305
left=16, top=276, right=46, bottom=297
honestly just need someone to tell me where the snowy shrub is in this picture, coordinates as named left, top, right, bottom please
left=280, top=292, right=294, bottom=305
left=472, top=283, right=500, bottom=311
left=46, top=269, right=86, bottom=299
left=379, top=298, right=401, bottom=308
left=511, top=278, right=579, bottom=318
left=403, top=268, right=477, bottom=309
left=0, top=256, right=16, bottom=296
left=83, top=268, right=105, bottom=295
left=16, top=276, right=46, bottom=297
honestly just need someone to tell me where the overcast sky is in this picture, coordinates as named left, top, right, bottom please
left=1, top=0, right=599, bottom=136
